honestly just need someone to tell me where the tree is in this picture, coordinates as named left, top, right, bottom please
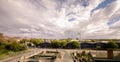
left=106, top=41, right=118, bottom=49
left=60, top=40, right=67, bottom=48
left=51, top=40, right=61, bottom=48
left=70, top=41, right=80, bottom=49
left=0, top=42, right=7, bottom=50
left=5, top=42, right=27, bottom=52
left=91, top=40, right=96, bottom=42
left=30, top=38, right=43, bottom=47
left=106, top=41, right=118, bottom=59
left=66, top=38, right=72, bottom=42
left=20, top=38, right=29, bottom=43
left=76, top=38, right=79, bottom=40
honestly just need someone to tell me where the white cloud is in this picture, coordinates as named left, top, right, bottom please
left=0, top=0, right=120, bottom=39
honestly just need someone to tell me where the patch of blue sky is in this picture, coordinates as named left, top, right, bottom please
left=81, top=0, right=89, bottom=7
left=68, top=18, right=76, bottom=22
left=28, top=0, right=47, bottom=9
left=107, top=16, right=120, bottom=25
left=91, top=0, right=116, bottom=15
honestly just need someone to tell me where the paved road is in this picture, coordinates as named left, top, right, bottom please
left=61, top=50, right=73, bottom=62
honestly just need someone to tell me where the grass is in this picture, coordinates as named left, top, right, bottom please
left=0, top=51, right=14, bottom=60
left=0, top=49, right=33, bottom=60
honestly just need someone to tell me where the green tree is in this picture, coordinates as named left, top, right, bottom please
left=106, top=41, right=118, bottom=49
left=91, top=40, right=96, bottom=42
left=0, top=42, right=7, bottom=49
left=60, top=40, right=67, bottom=48
left=70, top=41, right=80, bottom=49
left=106, top=41, right=118, bottom=59
left=66, top=38, right=72, bottom=42
left=20, top=38, right=29, bottom=43
left=30, top=38, right=43, bottom=47
left=5, top=42, right=26, bottom=52
left=51, top=40, right=61, bottom=48
left=76, top=38, right=79, bottom=40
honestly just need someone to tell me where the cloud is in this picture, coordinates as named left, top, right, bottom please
left=0, top=0, right=120, bottom=39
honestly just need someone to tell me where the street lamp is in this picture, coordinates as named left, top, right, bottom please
left=78, top=33, right=81, bottom=41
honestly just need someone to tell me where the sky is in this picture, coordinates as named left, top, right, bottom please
left=0, top=0, right=120, bottom=39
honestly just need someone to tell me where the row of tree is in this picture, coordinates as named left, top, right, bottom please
left=0, top=32, right=119, bottom=50
left=20, top=38, right=80, bottom=49
left=95, top=41, right=119, bottom=50
left=0, top=33, right=27, bottom=54
left=19, top=37, right=120, bottom=49
left=27, top=38, right=119, bottom=49
left=0, top=41, right=27, bottom=52
left=50, top=40, right=80, bottom=49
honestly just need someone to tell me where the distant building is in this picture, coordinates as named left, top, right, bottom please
left=80, top=42, right=96, bottom=49
left=40, top=42, right=51, bottom=48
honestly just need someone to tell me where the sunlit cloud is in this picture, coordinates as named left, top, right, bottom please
left=0, top=0, right=120, bottom=39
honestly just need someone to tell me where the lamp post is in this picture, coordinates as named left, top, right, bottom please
left=78, top=33, right=81, bottom=41
left=78, top=32, right=81, bottom=50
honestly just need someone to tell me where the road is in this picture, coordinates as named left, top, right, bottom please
left=61, top=50, right=73, bottom=62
